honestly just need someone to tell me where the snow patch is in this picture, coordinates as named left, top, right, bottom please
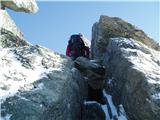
left=84, top=90, right=128, bottom=120
left=103, top=91, right=118, bottom=117
left=125, top=48, right=160, bottom=85
left=116, top=37, right=160, bottom=100
left=0, top=48, right=61, bottom=104
left=83, top=100, right=99, bottom=105
left=101, top=105, right=110, bottom=120
left=152, top=93, right=160, bottom=100
left=102, top=90, right=128, bottom=120
left=107, top=79, right=113, bottom=85
left=118, top=105, right=128, bottom=120
left=110, top=37, right=140, bottom=48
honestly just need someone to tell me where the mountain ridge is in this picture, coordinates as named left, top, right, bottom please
left=0, top=1, right=160, bottom=120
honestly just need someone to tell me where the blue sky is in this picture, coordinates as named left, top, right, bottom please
left=7, top=1, right=159, bottom=54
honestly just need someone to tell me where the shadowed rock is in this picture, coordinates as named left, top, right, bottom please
left=82, top=102, right=106, bottom=120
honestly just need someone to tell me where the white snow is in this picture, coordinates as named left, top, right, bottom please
left=101, top=105, right=110, bottom=120
left=0, top=47, right=63, bottom=119
left=110, top=37, right=141, bottom=48
left=83, top=100, right=99, bottom=105
left=84, top=90, right=128, bottom=120
left=125, top=47, right=160, bottom=85
left=103, top=91, right=118, bottom=117
left=0, top=48, right=61, bottom=104
left=152, top=93, right=160, bottom=100
left=114, top=37, right=160, bottom=100
left=102, top=90, right=128, bottom=120
left=118, top=105, right=128, bottom=120
left=107, top=78, right=113, bottom=85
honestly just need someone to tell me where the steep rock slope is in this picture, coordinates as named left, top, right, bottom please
left=0, top=9, right=29, bottom=48
left=0, top=1, right=87, bottom=120
left=92, top=16, right=160, bottom=120
left=104, top=38, right=160, bottom=120
left=92, top=15, right=160, bottom=60
left=0, top=45, right=87, bottom=120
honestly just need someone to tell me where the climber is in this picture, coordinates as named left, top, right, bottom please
left=74, top=57, right=107, bottom=105
left=66, top=34, right=90, bottom=60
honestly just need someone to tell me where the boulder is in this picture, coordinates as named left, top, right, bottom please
left=74, top=57, right=103, bottom=71
left=91, top=15, right=160, bottom=59
left=74, top=57, right=106, bottom=90
left=1, top=0, right=39, bottom=13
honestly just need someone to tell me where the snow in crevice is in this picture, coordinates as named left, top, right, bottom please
left=84, top=90, right=128, bottom=120
left=103, top=91, right=118, bottom=117
left=152, top=93, right=160, bottom=100
left=102, top=90, right=128, bottom=120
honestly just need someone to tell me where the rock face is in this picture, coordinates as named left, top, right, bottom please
left=82, top=102, right=106, bottom=120
left=74, top=57, right=105, bottom=90
left=1, top=0, right=39, bottom=13
left=104, top=38, right=160, bottom=120
left=0, top=45, right=87, bottom=120
left=92, top=16, right=160, bottom=120
left=0, top=0, right=38, bottom=48
left=0, top=10, right=29, bottom=48
left=0, top=1, right=88, bottom=120
left=91, top=15, right=160, bottom=59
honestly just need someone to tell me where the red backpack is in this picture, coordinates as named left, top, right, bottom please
left=66, top=34, right=89, bottom=60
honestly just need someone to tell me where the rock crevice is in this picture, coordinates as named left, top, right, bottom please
left=92, top=16, right=160, bottom=120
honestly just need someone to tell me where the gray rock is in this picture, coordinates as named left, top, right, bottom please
left=74, top=57, right=106, bottom=90
left=0, top=10, right=29, bottom=48
left=82, top=102, right=106, bottom=120
left=1, top=0, right=39, bottom=13
left=91, top=15, right=160, bottom=59
left=91, top=16, right=160, bottom=120
left=0, top=2, right=88, bottom=120
left=0, top=45, right=88, bottom=120
left=102, top=38, right=160, bottom=120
